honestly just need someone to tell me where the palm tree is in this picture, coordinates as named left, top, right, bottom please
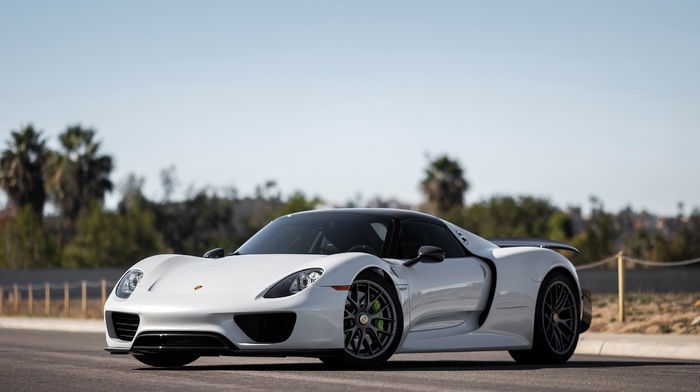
left=0, top=125, right=49, bottom=216
left=420, top=155, right=469, bottom=215
left=50, top=125, right=114, bottom=221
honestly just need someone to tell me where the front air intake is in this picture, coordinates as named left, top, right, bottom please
left=111, top=312, right=140, bottom=341
left=234, top=313, right=297, bottom=343
left=130, top=332, right=237, bottom=355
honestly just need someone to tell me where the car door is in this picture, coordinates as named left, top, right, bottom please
left=398, top=220, right=491, bottom=332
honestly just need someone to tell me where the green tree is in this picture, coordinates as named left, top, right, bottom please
left=0, top=206, right=58, bottom=268
left=653, top=209, right=700, bottom=261
left=570, top=196, right=617, bottom=265
left=420, top=155, right=469, bottom=216
left=62, top=201, right=168, bottom=268
left=152, top=189, right=238, bottom=256
left=623, top=228, right=662, bottom=260
left=49, top=125, right=114, bottom=222
left=230, top=180, right=283, bottom=247
left=0, top=125, right=49, bottom=217
left=461, top=195, right=565, bottom=239
left=159, top=164, right=180, bottom=202
left=274, top=191, right=321, bottom=217
left=546, top=210, right=575, bottom=243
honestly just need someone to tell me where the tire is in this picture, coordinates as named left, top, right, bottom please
left=320, top=271, right=403, bottom=369
left=509, top=271, right=580, bottom=364
left=132, top=353, right=199, bottom=367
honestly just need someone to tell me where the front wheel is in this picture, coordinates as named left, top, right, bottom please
left=509, top=271, right=580, bottom=364
left=320, top=271, right=403, bottom=369
left=132, top=353, right=199, bottom=367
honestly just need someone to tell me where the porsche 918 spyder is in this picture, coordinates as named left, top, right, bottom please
left=104, top=208, right=591, bottom=368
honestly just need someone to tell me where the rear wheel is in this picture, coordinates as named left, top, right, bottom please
left=509, top=271, right=580, bottom=364
left=320, top=271, right=403, bottom=369
left=132, top=353, right=199, bottom=367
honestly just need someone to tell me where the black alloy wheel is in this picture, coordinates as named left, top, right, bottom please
left=509, top=271, right=580, bottom=364
left=320, top=271, right=403, bottom=369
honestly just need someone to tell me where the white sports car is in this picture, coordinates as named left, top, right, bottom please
left=104, top=208, right=591, bottom=368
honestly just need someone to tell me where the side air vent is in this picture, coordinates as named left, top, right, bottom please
left=234, top=313, right=296, bottom=343
left=111, top=312, right=140, bottom=341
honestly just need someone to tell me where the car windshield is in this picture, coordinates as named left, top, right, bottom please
left=235, top=212, right=393, bottom=257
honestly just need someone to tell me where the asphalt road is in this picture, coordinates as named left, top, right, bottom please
left=1, top=329, right=698, bottom=392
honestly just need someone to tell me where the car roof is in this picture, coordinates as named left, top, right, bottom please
left=287, top=208, right=445, bottom=225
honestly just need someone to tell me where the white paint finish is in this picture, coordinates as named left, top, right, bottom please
left=402, top=257, right=490, bottom=332
left=104, top=210, right=587, bottom=358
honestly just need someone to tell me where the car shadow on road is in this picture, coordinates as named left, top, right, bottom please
left=376, top=359, right=699, bottom=372
left=135, top=359, right=698, bottom=372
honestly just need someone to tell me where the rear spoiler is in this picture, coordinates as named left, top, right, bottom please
left=489, top=238, right=580, bottom=254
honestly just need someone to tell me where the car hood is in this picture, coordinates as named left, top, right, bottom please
left=141, top=254, right=328, bottom=295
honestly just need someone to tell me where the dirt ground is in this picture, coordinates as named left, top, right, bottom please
left=589, top=292, right=700, bottom=335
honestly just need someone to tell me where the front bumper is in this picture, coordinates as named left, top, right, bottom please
left=105, top=330, right=344, bottom=358
left=104, top=285, right=348, bottom=356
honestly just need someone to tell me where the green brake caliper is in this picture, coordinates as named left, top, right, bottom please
left=371, top=297, right=384, bottom=339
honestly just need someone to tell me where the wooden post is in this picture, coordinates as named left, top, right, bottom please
left=14, top=284, right=19, bottom=313
left=45, top=282, right=50, bottom=316
left=28, top=283, right=33, bottom=315
left=81, top=280, right=87, bottom=319
left=64, top=282, right=69, bottom=317
left=101, top=279, right=107, bottom=309
left=618, top=251, right=625, bottom=323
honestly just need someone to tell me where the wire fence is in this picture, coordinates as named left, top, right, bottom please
left=575, top=252, right=700, bottom=322
left=576, top=254, right=700, bottom=270
left=575, top=255, right=620, bottom=270
left=619, top=256, right=700, bottom=268
left=0, top=279, right=116, bottom=318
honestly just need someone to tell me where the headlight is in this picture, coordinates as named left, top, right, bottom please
left=115, top=269, right=143, bottom=299
left=264, top=268, right=323, bottom=298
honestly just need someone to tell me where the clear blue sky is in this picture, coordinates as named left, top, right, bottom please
left=2, top=1, right=698, bottom=216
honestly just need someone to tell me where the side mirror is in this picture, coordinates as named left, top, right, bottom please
left=403, top=245, right=446, bottom=267
left=203, top=247, right=225, bottom=259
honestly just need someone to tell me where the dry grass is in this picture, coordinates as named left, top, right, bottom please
left=3, top=293, right=700, bottom=335
left=589, top=292, right=700, bottom=335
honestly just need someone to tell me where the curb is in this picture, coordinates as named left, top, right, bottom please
left=1, top=317, right=699, bottom=361
left=0, top=317, right=104, bottom=333
left=576, top=332, right=700, bottom=361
